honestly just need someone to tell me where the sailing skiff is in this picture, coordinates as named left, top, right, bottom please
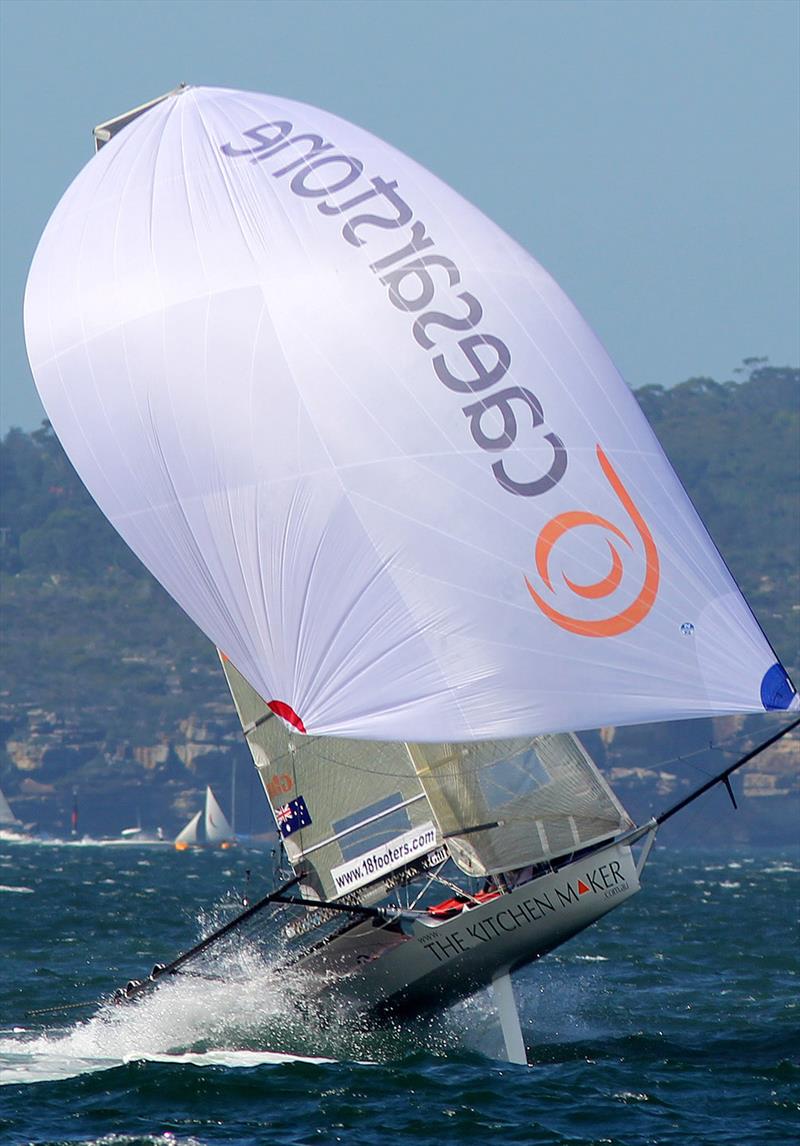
left=23, top=86, right=798, bottom=1062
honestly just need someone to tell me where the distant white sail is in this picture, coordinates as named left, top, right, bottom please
left=0, top=788, right=21, bottom=827
left=175, top=810, right=201, bottom=846
left=204, top=786, right=233, bottom=844
left=24, top=85, right=797, bottom=743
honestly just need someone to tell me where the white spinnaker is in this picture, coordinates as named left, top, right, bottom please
left=204, top=787, right=233, bottom=843
left=24, top=86, right=796, bottom=741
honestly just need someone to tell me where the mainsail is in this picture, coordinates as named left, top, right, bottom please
left=220, top=654, right=437, bottom=899
left=204, top=786, right=233, bottom=844
left=409, top=735, right=633, bottom=876
left=221, top=651, right=631, bottom=891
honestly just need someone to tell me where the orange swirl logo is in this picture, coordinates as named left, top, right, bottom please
left=524, top=445, right=659, bottom=637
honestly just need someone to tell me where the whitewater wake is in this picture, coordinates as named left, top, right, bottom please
left=0, top=935, right=503, bottom=1083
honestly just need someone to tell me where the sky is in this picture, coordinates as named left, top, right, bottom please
left=1, top=0, right=798, bottom=433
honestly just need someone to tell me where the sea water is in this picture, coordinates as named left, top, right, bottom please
left=1, top=840, right=797, bottom=1145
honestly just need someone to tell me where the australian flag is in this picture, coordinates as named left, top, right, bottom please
left=276, top=795, right=312, bottom=838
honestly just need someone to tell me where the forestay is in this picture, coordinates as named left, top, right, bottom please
left=24, top=85, right=798, bottom=743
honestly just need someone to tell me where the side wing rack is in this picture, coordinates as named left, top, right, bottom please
left=654, top=716, right=799, bottom=827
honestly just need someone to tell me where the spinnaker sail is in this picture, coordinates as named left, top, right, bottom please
left=24, top=85, right=797, bottom=746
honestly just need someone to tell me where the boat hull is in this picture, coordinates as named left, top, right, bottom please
left=292, top=842, right=640, bottom=1014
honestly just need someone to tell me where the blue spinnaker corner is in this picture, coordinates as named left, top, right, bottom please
left=760, top=663, right=797, bottom=711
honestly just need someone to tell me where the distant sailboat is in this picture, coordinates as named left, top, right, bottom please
left=0, top=788, right=20, bottom=827
left=175, top=787, right=235, bottom=850
left=0, top=787, right=27, bottom=840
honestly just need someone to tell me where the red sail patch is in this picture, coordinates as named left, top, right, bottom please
left=577, top=879, right=591, bottom=895
left=267, top=700, right=307, bottom=734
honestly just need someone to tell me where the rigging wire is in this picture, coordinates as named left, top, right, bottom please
left=654, top=716, right=800, bottom=827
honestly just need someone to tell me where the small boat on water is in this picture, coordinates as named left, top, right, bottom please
left=23, top=86, right=798, bottom=1060
left=175, top=786, right=236, bottom=850
left=119, top=825, right=167, bottom=845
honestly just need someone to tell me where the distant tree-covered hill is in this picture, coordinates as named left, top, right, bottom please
left=635, top=362, right=799, bottom=615
left=0, top=363, right=797, bottom=838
